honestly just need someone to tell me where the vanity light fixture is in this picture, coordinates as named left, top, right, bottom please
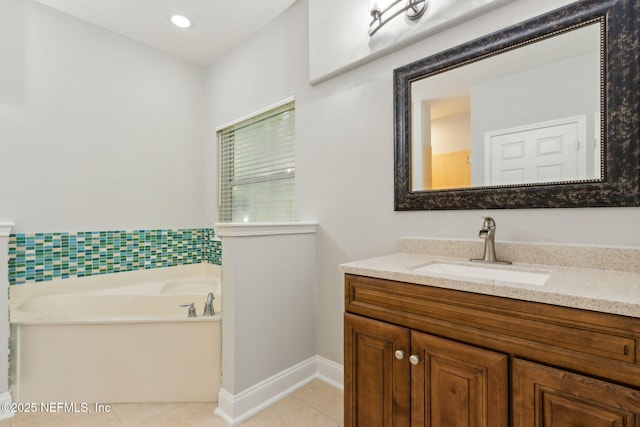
left=170, top=14, right=192, bottom=29
left=369, top=0, right=429, bottom=37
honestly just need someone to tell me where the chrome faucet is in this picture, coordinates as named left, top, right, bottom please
left=180, top=303, right=197, bottom=318
left=470, top=217, right=511, bottom=264
left=203, top=292, right=215, bottom=316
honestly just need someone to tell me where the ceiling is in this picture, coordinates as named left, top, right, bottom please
left=34, top=0, right=298, bottom=66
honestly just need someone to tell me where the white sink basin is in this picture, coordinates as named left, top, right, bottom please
left=411, top=262, right=550, bottom=286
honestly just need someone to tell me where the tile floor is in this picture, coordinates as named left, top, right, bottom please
left=0, top=380, right=343, bottom=427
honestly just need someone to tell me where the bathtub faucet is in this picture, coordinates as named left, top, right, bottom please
left=179, top=303, right=197, bottom=318
left=203, top=293, right=215, bottom=316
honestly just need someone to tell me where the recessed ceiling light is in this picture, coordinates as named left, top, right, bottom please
left=170, top=14, right=192, bottom=29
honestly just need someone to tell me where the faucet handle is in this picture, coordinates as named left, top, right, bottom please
left=481, top=216, right=496, bottom=228
left=180, top=303, right=197, bottom=318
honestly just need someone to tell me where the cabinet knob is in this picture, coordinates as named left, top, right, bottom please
left=409, top=355, right=420, bottom=365
left=394, top=350, right=405, bottom=360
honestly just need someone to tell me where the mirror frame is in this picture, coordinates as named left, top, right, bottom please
left=394, top=0, right=639, bottom=210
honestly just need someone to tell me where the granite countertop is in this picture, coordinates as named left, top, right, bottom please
left=340, top=239, right=640, bottom=318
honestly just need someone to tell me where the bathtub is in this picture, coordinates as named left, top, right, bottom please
left=9, top=264, right=221, bottom=404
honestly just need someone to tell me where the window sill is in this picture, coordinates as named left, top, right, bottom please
left=213, top=221, right=318, bottom=237
left=0, top=222, right=14, bottom=237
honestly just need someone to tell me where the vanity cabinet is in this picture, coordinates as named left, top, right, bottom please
left=344, top=274, right=640, bottom=427
left=345, top=313, right=507, bottom=427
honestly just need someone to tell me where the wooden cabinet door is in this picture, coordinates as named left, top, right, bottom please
left=513, top=358, right=640, bottom=427
left=344, top=313, right=411, bottom=427
left=411, top=331, right=508, bottom=427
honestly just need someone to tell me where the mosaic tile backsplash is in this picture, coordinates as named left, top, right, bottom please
left=8, top=228, right=222, bottom=285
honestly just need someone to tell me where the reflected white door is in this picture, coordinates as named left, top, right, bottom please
left=484, top=116, right=586, bottom=186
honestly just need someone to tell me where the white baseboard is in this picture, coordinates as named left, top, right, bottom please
left=316, top=355, right=344, bottom=390
left=0, top=391, right=14, bottom=420
left=215, top=355, right=344, bottom=426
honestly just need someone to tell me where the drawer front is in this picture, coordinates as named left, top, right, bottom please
left=345, top=274, right=640, bottom=388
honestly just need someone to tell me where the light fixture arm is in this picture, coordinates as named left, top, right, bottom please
left=369, top=0, right=429, bottom=37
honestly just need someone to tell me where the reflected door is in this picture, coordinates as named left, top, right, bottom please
left=485, top=116, right=585, bottom=186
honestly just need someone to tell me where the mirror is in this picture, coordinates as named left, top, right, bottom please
left=411, top=24, right=601, bottom=191
left=394, top=0, right=639, bottom=210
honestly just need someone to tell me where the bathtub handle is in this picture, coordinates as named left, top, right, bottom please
left=179, top=303, right=197, bottom=318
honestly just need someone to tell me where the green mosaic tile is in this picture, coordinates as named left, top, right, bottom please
left=8, top=228, right=221, bottom=285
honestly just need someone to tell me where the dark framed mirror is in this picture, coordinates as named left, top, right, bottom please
left=394, top=0, right=639, bottom=210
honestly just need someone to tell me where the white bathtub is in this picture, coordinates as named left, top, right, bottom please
left=9, top=264, right=221, bottom=404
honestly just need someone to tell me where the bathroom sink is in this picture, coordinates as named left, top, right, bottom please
left=410, top=262, right=550, bottom=286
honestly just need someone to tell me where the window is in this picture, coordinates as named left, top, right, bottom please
left=218, top=100, right=295, bottom=222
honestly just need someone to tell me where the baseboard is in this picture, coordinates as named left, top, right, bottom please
left=215, top=355, right=344, bottom=426
left=316, top=355, right=344, bottom=390
left=0, top=391, right=14, bottom=420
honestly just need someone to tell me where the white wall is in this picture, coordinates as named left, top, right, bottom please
left=308, top=0, right=516, bottom=83
left=205, top=0, right=640, bottom=366
left=0, top=0, right=206, bottom=233
left=216, top=227, right=316, bottom=396
left=411, top=100, right=430, bottom=190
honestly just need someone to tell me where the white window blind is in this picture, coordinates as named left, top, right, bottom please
left=218, top=101, right=295, bottom=223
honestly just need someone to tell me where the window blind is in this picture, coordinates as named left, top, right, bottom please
left=218, top=101, right=295, bottom=223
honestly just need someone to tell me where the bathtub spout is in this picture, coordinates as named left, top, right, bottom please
left=203, top=293, right=215, bottom=316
